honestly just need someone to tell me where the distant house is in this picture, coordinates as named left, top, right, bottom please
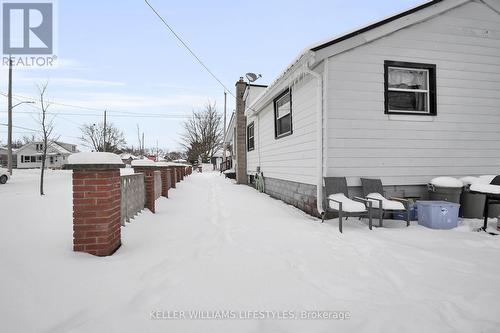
left=232, top=0, right=500, bottom=217
left=16, top=141, right=78, bottom=169
left=222, top=111, right=236, bottom=171
left=211, top=148, right=232, bottom=171
left=0, top=147, right=17, bottom=168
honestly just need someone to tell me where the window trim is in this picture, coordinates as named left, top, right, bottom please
left=273, top=88, right=293, bottom=139
left=247, top=122, right=255, bottom=152
left=384, top=60, right=437, bottom=116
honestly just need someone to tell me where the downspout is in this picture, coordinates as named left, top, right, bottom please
left=303, top=59, right=324, bottom=216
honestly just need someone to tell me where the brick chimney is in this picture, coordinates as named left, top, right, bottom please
left=235, top=77, right=247, bottom=184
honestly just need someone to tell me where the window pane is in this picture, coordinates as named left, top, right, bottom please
left=276, top=93, right=291, bottom=118
left=278, top=114, right=291, bottom=135
left=388, top=91, right=428, bottom=112
left=388, top=68, right=427, bottom=90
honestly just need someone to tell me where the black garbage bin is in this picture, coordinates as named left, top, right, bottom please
left=460, top=192, right=486, bottom=218
left=428, top=183, right=462, bottom=204
left=461, top=175, right=500, bottom=218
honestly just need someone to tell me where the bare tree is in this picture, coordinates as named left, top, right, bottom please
left=37, top=82, right=55, bottom=196
left=144, top=146, right=165, bottom=161
left=11, top=138, right=24, bottom=149
left=79, top=122, right=126, bottom=153
left=21, top=135, right=36, bottom=144
left=164, top=150, right=186, bottom=162
left=121, top=146, right=141, bottom=156
left=180, top=102, right=223, bottom=162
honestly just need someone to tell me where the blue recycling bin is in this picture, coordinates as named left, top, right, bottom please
left=393, top=204, right=418, bottom=221
left=416, top=201, right=460, bottom=229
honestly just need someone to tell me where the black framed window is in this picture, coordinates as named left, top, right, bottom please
left=274, top=89, right=292, bottom=138
left=384, top=60, right=436, bottom=115
left=247, top=122, right=255, bottom=151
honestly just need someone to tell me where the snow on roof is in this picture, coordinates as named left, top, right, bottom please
left=51, top=142, right=73, bottom=155
left=223, top=112, right=236, bottom=143
left=120, top=153, right=138, bottom=160
left=68, top=152, right=123, bottom=165
left=131, top=159, right=156, bottom=167
left=155, top=161, right=180, bottom=167
left=16, top=141, right=72, bottom=155
left=247, top=0, right=464, bottom=114
left=309, top=0, right=444, bottom=52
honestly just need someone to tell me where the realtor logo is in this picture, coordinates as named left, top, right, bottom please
left=2, top=2, right=53, bottom=54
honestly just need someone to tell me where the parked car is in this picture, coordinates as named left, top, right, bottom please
left=0, top=168, right=9, bottom=184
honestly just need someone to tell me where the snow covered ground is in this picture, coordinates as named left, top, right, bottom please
left=1, top=169, right=500, bottom=333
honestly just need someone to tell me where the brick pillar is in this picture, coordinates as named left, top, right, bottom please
left=179, top=167, right=184, bottom=181
left=133, top=166, right=157, bottom=213
left=157, top=166, right=169, bottom=198
left=235, top=77, right=247, bottom=184
left=68, top=163, right=123, bottom=257
left=169, top=167, right=177, bottom=188
left=176, top=167, right=182, bottom=182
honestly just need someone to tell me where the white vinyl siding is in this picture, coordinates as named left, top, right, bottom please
left=326, top=1, right=500, bottom=186
left=247, top=76, right=318, bottom=184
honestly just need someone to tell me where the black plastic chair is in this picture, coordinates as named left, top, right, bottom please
left=360, top=178, right=410, bottom=228
left=482, top=176, right=500, bottom=231
left=468, top=175, right=500, bottom=231
left=322, top=177, right=373, bottom=233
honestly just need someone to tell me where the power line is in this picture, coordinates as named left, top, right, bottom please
left=0, top=110, right=189, bottom=119
left=0, top=92, right=192, bottom=118
left=144, top=0, right=235, bottom=98
left=0, top=123, right=40, bottom=132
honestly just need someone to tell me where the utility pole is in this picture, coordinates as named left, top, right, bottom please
left=223, top=90, right=227, bottom=168
left=102, top=110, right=107, bottom=152
left=142, top=132, right=145, bottom=157
left=7, top=57, right=13, bottom=175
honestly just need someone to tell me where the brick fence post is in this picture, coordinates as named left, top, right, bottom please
left=156, top=162, right=170, bottom=198
left=132, top=163, right=157, bottom=213
left=173, top=166, right=180, bottom=182
left=65, top=152, right=124, bottom=257
left=178, top=167, right=183, bottom=181
left=168, top=166, right=177, bottom=188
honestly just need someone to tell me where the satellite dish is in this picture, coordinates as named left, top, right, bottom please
left=245, top=72, right=262, bottom=83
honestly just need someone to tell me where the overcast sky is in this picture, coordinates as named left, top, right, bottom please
left=0, top=0, right=425, bottom=152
